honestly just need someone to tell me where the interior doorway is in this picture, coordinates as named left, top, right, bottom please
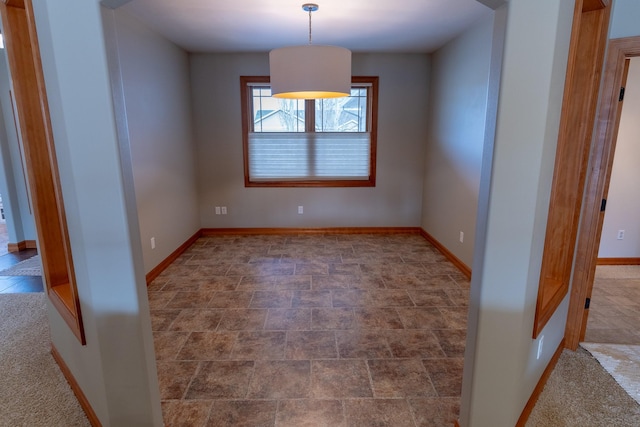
left=565, top=36, right=640, bottom=350
left=582, top=56, right=640, bottom=345
left=597, top=58, right=640, bottom=264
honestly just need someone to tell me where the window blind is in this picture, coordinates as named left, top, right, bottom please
left=248, top=132, right=370, bottom=180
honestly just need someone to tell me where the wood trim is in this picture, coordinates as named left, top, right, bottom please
left=597, top=257, right=640, bottom=265
left=3, top=0, right=25, bottom=8
left=533, top=0, right=610, bottom=338
left=515, top=339, right=565, bottom=426
left=28, top=0, right=83, bottom=343
left=565, top=36, right=640, bottom=350
left=245, top=179, right=376, bottom=188
left=1, top=0, right=85, bottom=344
left=7, top=239, right=37, bottom=252
left=583, top=0, right=607, bottom=12
left=50, top=344, right=102, bottom=427
left=145, top=230, right=202, bottom=284
left=244, top=179, right=381, bottom=188
left=202, top=227, right=422, bottom=236
left=419, top=229, right=472, bottom=279
left=360, top=75, right=378, bottom=188
left=24, top=0, right=78, bottom=292
left=239, top=75, right=378, bottom=188
left=239, top=75, right=262, bottom=187
left=150, top=227, right=471, bottom=285
left=454, top=420, right=461, bottom=427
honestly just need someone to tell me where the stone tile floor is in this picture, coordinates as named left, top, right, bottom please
left=0, top=222, right=9, bottom=257
left=0, top=248, right=43, bottom=293
left=584, top=265, right=640, bottom=345
left=148, top=233, right=469, bottom=426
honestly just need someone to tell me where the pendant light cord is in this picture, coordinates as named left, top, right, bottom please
left=302, top=4, right=318, bottom=45
left=308, top=7, right=313, bottom=45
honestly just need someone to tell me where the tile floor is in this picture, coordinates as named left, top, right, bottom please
left=0, top=248, right=43, bottom=293
left=0, top=222, right=9, bottom=257
left=584, top=265, right=640, bottom=345
left=148, top=233, right=470, bottom=427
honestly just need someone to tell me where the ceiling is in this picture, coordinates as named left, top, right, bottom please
left=121, top=0, right=490, bottom=54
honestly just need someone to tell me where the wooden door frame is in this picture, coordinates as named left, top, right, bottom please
left=565, top=36, right=640, bottom=349
left=533, top=0, right=610, bottom=338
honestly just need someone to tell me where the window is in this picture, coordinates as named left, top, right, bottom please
left=240, top=76, right=378, bottom=187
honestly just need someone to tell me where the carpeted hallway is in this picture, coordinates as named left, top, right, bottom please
left=0, top=293, right=89, bottom=426
left=526, top=347, right=640, bottom=426
left=527, top=264, right=640, bottom=426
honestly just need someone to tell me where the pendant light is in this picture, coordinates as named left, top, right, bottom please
left=269, top=3, right=351, bottom=99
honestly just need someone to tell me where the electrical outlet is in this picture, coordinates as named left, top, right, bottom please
left=221, top=206, right=227, bottom=215
left=459, top=231, right=464, bottom=243
left=537, top=335, right=544, bottom=360
left=617, top=230, right=625, bottom=240
left=298, top=206, right=304, bottom=214
left=150, top=237, right=156, bottom=250
left=215, top=206, right=221, bottom=215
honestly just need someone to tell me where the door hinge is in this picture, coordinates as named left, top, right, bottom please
left=600, top=198, right=607, bottom=212
left=585, top=298, right=591, bottom=309
left=619, top=87, right=625, bottom=102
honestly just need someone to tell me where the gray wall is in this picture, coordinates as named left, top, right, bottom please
left=32, top=2, right=162, bottom=425
left=461, top=0, right=575, bottom=424
left=190, top=53, right=430, bottom=228
left=609, top=0, right=640, bottom=39
left=27, top=0, right=631, bottom=425
left=421, top=11, right=494, bottom=267
left=0, top=53, right=36, bottom=245
left=114, top=9, right=200, bottom=273
left=599, top=57, right=640, bottom=258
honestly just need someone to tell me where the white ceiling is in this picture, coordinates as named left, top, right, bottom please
left=121, top=0, right=490, bottom=53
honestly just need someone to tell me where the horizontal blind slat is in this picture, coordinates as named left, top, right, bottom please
left=249, top=133, right=370, bottom=180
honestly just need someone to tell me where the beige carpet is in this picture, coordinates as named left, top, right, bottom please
left=0, top=293, right=89, bottom=426
left=581, top=343, right=640, bottom=405
left=0, top=255, right=42, bottom=276
left=527, top=348, right=640, bottom=426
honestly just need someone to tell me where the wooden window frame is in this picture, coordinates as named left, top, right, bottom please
left=240, top=76, right=378, bottom=188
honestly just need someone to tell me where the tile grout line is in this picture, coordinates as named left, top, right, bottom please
left=153, top=234, right=469, bottom=424
left=180, top=360, right=203, bottom=401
